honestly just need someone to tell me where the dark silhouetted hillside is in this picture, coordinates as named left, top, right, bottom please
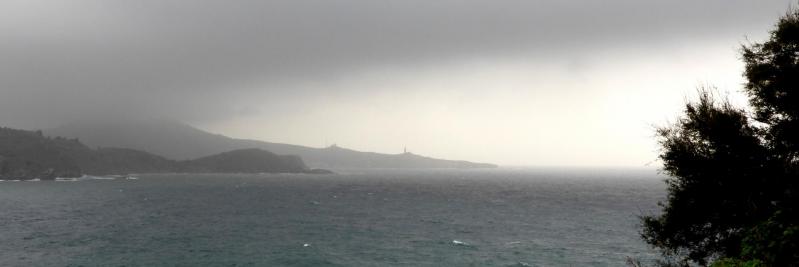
left=0, top=127, right=83, bottom=179
left=180, top=148, right=308, bottom=173
left=45, top=118, right=498, bottom=170
left=1, top=126, right=317, bottom=180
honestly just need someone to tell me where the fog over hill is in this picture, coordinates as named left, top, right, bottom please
left=0, top=126, right=314, bottom=180
left=45, top=118, right=497, bottom=170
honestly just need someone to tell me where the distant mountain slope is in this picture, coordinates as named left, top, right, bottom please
left=181, top=148, right=308, bottom=173
left=1, top=126, right=314, bottom=180
left=0, top=128, right=83, bottom=179
left=45, top=118, right=497, bottom=169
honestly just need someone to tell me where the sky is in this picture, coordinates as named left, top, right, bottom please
left=0, top=0, right=794, bottom=166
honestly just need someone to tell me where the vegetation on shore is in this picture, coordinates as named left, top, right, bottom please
left=0, top=126, right=322, bottom=180
left=640, top=9, right=799, bottom=267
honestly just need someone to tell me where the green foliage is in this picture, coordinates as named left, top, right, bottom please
left=737, top=211, right=799, bottom=266
left=642, top=92, right=777, bottom=264
left=703, top=212, right=799, bottom=266
left=743, top=11, right=799, bottom=157
left=642, top=8, right=799, bottom=266
left=709, top=258, right=764, bottom=267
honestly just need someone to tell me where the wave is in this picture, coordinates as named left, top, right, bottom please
left=55, top=175, right=136, bottom=182
left=452, top=240, right=469, bottom=246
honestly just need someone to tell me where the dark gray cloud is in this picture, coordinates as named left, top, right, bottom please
left=0, top=0, right=791, bottom=128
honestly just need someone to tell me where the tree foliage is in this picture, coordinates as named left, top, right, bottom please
left=642, top=10, right=799, bottom=266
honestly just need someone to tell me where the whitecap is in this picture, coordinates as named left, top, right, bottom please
left=87, top=175, right=116, bottom=180
left=452, top=240, right=469, bottom=246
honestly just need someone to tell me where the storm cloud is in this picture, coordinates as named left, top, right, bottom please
left=0, top=0, right=792, bottom=165
left=0, top=0, right=786, bottom=125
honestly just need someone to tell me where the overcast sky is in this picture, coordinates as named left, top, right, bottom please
left=0, top=0, right=793, bottom=166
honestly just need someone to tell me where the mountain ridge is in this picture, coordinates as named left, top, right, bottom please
left=45, top=118, right=498, bottom=170
left=0, top=126, right=319, bottom=180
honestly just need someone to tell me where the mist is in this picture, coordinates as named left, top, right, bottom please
left=0, top=0, right=792, bottom=166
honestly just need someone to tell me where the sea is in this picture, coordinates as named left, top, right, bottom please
left=0, top=168, right=667, bottom=266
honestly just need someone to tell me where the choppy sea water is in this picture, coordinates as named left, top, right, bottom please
left=0, top=168, right=666, bottom=266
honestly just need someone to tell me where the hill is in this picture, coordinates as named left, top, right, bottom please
left=0, top=128, right=83, bottom=179
left=180, top=148, right=308, bottom=173
left=0, top=127, right=316, bottom=180
left=45, top=118, right=498, bottom=169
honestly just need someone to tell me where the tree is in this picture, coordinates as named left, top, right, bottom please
left=642, top=10, right=799, bottom=266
